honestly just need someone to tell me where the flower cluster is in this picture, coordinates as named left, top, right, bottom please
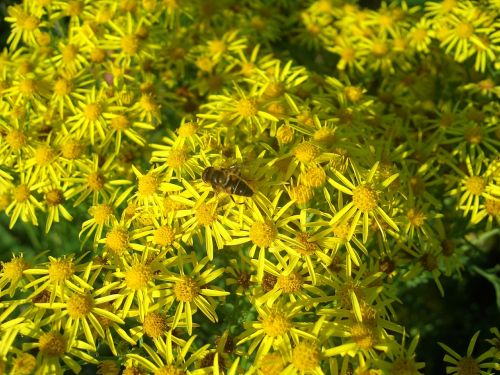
left=0, top=1, right=499, bottom=374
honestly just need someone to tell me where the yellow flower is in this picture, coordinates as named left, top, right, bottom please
left=439, top=331, right=498, bottom=375
left=159, top=254, right=229, bottom=335
left=328, top=161, right=399, bottom=243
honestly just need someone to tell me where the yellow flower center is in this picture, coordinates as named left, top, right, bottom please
left=236, top=98, right=258, bottom=118
left=166, top=148, right=189, bottom=168
left=2, top=257, right=29, bottom=280
left=208, top=39, right=226, bottom=55
left=138, top=174, right=159, bottom=196
left=277, top=272, right=303, bottom=293
left=121, top=0, right=137, bottom=12
left=456, top=356, right=480, bottom=375
left=143, top=312, right=168, bottom=338
left=306, top=23, right=321, bottom=36
left=38, top=332, right=66, bottom=357
left=139, top=94, right=158, bottom=112
left=266, top=102, right=285, bottom=118
left=66, top=293, right=93, bottom=319
left=442, top=0, right=458, bottom=11
left=48, top=258, right=75, bottom=282
left=19, top=79, right=37, bottom=95
left=378, top=14, right=393, bottom=28
left=296, top=112, right=313, bottom=127
left=87, top=172, right=106, bottom=191
left=121, top=35, right=139, bottom=55
left=62, top=44, right=78, bottom=63
left=258, top=353, right=285, bottom=375
left=5, top=130, right=27, bottom=151
left=83, top=103, right=102, bottom=121
left=35, top=145, right=56, bottom=166
left=390, top=358, right=419, bottom=375
left=341, top=47, right=356, bottom=63
left=332, top=221, right=350, bottom=241
left=265, top=82, right=284, bottom=98
left=249, top=220, right=277, bottom=248
left=125, top=264, right=153, bottom=290
left=54, top=78, right=72, bottom=96
left=177, top=122, right=198, bottom=137
left=106, top=227, right=129, bottom=255
left=464, top=126, right=482, bottom=144
left=89, top=204, right=114, bottom=225
left=61, top=139, right=84, bottom=159
left=240, top=62, right=255, bottom=77
left=301, top=166, right=326, bottom=188
left=478, top=79, right=494, bottom=91
left=22, top=14, right=40, bottom=30
left=90, top=47, right=106, bottom=63
left=313, top=127, right=335, bottom=143
left=294, top=142, right=320, bottom=163
left=276, top=124, right=294, bottom=144
left=407, top=208, right=426, bottom=227
left=111, top=114, right=130, bottom=130
left=289, top=184, right=313, bottom=205
left=371, top=41, right=388, bottom=57
left=153, top=226, right=176, bottom=246
left=485, top=199, right=500, bottom=217
left=14, top=184, right=31, bottom=203
left=296, top=232, right=317, bottom=256
left=154, top=365, right=186, bottom=375
left=173, top=276, right=199, bottom=302
left=455, top=22, right=474, bottom=39
left=163, top=196, right=185, bottom=213
left=412, top=28, right=427, bottom=43
left=465, top=176, right=485, bottom=196
left=345, top=86, right=363, bottom=102
left=18, top=61, right=32, bottom=75
left=196, top=203, right=217, bottom=225
left=45, top=189, right=64, bottom=206
left=36, top=30, right=51, bottom=46
left=399, top=38, right=411, bottom=53
left=0, top=193, right=10, bottom=210
left=292, top=342, right=320, bottom=371
left=196, top=55, right=214, bottom=72
left=352, top=185, right=378, bottom=212
left=262, top=311, right=291, bottom=337
left=11, top=353, right=37, bottom=375
left=67, top=0, right=84, bottom=16
left=351, top=322, right=378, bottom=349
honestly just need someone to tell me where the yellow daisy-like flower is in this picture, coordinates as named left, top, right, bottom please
left=237, top=304, right=317, bottom=363
left=33, top=288, right=124, bottom=350
left=328, top=161, right=399, bottom=243
left=159, top=254, right=229, bottom=335
left=447, top=154, right=499, bottom=222
left=439, top=12, right=496, bottom=64
left=65, top=154, right=133, bottom=206
left=4, top=173, right=45, bottom=229
left=23, top=255, right=93, bottom=304
left=4, top=4, right=43, bottom=49
left=127, top=331, right=210, bottom=375
left=21, top=328, right=98, bottom=375
left=66, top=86, right=120, bottom=145
left=439, top=331, right=498, bottom=375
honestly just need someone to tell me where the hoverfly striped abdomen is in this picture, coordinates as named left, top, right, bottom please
left=202, top=166, right=253, bottom=197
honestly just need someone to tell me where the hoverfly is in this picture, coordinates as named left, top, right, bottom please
left=202, top=166, right=253, bottom=197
